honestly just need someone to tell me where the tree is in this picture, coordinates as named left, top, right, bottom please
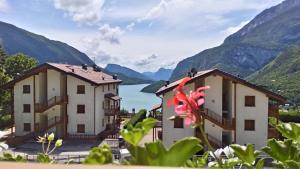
left=0, top=45, right=6, bottom=67
left=4, top=53, right=38, bottom=79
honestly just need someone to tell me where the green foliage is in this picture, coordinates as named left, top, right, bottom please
left=230, top=144, right=261, bottom=168
left=0, top=114, right=12, bottom=130
left=249, top=45, right=300, bottom=104
left=262, top=119, right=300, bottom=169
left=83, top=144, right=113, bottom=165
left=121, top=118, right=157, bottom=146
left=123, top=109, right=147, bottom=129
left=3, top=53, right=38, bottom=79
left=37, top=154, right=53, bottom=164
left=185, top=152, right=209, bottom=168
left=0, top=152, right=26, bottom=162
left=0, top=67, right=11, bottom=111
left=129, top=137, right=202, bottom=167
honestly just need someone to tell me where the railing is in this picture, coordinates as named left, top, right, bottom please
left=104, top=106, right=120, bottom=116
left=207, top=134, right=223, bottom=148
left=36, top=116, right=64, bottom=133
left=68, top=134, right=97, bottom=140
left=201, top=109, right=235, bottom=130
left=35, top=96, right=68, bottom=113
left=268, top=104, right=279, bottom=117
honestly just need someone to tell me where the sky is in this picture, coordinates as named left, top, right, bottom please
left=0, top=0, right=284, bottom=72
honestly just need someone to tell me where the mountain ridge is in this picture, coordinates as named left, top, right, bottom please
left=0, top=21, right=94, bottom=65
left=170, top=0, right=300, bottom=81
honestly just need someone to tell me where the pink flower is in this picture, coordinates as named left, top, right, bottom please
left=167, top=77, right=209, bottom=125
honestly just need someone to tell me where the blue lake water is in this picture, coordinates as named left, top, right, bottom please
left=119, top=84, right=161, bottom=112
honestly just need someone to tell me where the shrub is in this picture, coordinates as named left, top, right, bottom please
left=123, top=109, right=147, bottom=128
left=0, top=114, right=12, bottom=130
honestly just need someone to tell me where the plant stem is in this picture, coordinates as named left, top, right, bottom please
left=198, top=123, right=223, bottom=167
left=46, top=140, right=51, bottom=155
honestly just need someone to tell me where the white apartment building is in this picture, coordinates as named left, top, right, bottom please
left=156, top=69, right=285, bottom=149
left=3, top=63, right=122, bottom=141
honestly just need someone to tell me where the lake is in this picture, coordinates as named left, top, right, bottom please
left=119, top=84, right=161, bottom=112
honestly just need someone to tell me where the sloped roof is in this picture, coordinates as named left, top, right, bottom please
left=105, top=93, right=122, bottom=101
left=2, top=63, right=122, bottom=89
left=156, top=69, right=286, bottom=103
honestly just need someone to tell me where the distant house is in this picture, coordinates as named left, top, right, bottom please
left=2, top=63, right=122, bottom=141
left=156, top=69, right=285, bottom=149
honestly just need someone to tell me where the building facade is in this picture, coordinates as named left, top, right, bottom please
left=156, top=69, right=285, bottom=149
left=3, top=63, right=122, bottom=140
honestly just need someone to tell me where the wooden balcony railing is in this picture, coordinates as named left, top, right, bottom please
left=201, top=109, right=235, bottom=130
left=268, top=104, right=279, bottom=117
left=104, top=106, right=120, bottom=116
left=35, top=96, right=68, bottom=113
left=36, top=116, right=64, bottom=133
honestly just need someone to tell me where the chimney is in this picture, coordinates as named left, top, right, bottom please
left=93, top=64, right=102, bottom=72
left=82, top=64, right=88, bottom=70
left=165, top=80, right=170, bottom=87
left=191, top=68, right=197, bottom=77
left=113, top=74, right=118, bottom=80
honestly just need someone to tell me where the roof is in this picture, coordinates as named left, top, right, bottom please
left=2, top=63, right=122, bottom=89
left=156, top=69, right=286, bottom=103
left=150, top=103, right=162, bottom=112
left=105, top=93, right=122, bottom=101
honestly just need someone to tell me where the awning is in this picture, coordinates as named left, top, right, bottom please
left=105, top=93, right=122, bottom=101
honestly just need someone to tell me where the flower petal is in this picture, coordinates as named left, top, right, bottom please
left=176, top=77, right=191, bottom=91
left=197, top=98, right=205, bottom=106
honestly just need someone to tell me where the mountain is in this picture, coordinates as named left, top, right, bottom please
left=105, top=64, right=152, bottom=81
left=143, top=68, right=173, bottom=81
left=141, top=80, right=166, bottom=93
left=0, top=21, right=94, bottom=65
left=170, top=0, right=300, bottom=81
left=106, top=71, right=154, bottom=85
left=248, top=45, right=300, bottom=104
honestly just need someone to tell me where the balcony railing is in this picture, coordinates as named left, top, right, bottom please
left=268, top=104, right=279, bottom=117
left=201, top=109, right=235, bottom=130
left=35, top=96, right=68, bottom=113
left=104, top=106, right=120, bottom=116
left=36, top=116, right=64, bottom=133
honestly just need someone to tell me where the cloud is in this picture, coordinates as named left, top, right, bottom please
left=126, top=22, right=135, bottom=31
left=0, top=0, right=9, bottom=12
left=223, top=20, right=250, bottom=35
left=52, top=0, right=105, bottom=24
left=135, top=54, right=158, bottom=66
left=138, top=0, right=169, bottom=22
left=98, top=24, right=124, bottom=44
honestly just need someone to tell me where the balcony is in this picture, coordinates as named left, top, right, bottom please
left=104, top=106, right=120, bottom=116
left=35, top=96, right=68, bottom=113
left=201, top=109, right=235, bottom=130
left=268, top=104, right=279, bottom=117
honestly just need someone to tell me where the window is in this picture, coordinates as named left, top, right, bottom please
left=102, top=85, right=105, bottom=92
left=174, top=117, right=184, bottom=128
left=77, top=105, right=85, bottom=114
left=23, top=104, right=31, bottom=113
left=77, top=85, right=85, bottom=94
left=108, top=84, right=110, bottom=91
left=113, top=84, right=116, bottom=90
left=24, top=123, right=31, bottom=132
left=77, top=124, right=85, bottom=133
left=245, top=96, right=255, bottom=107
left=244, top=120, right=255, bottom=131
left=102, top=118, right=105, bottom=127
left=23, top=85, right=30, bottom=94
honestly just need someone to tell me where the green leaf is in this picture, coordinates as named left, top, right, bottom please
left=230, top=144, right=260, bottom=166
left=223, top=157, right=241, bottom=168
left=129, top=137, right=202, bottom=167
left=121, top=118, right=158, bottom=146
left=255, top=159, right=264, bottom=169
left=185, top=151, right=209, bottom=168
left=276, top=122, right=300, bottom=142
left=84, top=144, right=113, bottom=165
left=37, top=154, right=52, bottom=163
left=284, top=160, right=300, bottom=169
left=262, top=139, right=300, bottom=162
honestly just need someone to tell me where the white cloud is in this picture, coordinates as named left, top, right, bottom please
left=135, top=54, right=158, bottom=66
left=126, top=22, right=135, bottom=31
left=52, top=0, right=105, bottom=25
left=223, top=20, right=250, bottom=36
left=98, top=24, right=124, bottom=44
left=0, top=0, right=9, bottom=12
